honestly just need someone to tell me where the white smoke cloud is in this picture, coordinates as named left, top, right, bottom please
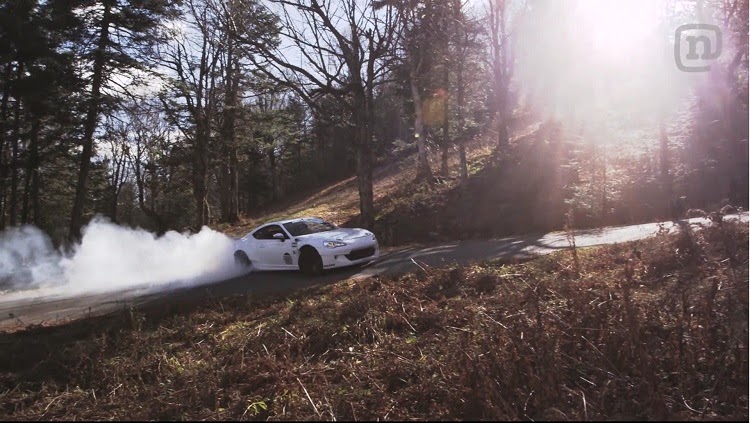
left=0, top=225, right=63, bottom=292
left=0, top=217, right=245, bottom=300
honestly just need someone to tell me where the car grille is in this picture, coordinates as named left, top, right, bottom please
left=345, top=247, right=375, bottom=261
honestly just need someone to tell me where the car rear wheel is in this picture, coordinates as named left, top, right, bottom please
left=299, top=249, right=323, bottom=276
left=234, top=250, right=253, bottom=272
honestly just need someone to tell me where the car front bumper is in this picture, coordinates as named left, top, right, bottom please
left=320, top=240, right=379, bottom=269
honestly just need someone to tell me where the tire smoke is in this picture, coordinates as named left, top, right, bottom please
left=0, top=217, right=245, bottom=300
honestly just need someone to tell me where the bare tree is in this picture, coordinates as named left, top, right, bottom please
left=69, top=1, right=112, bottom=241
left=101, top=115, right=132, bottom=223
left=218, top=40, right=241, bottom=223
left=451, top=0, right=480, bottom=181
left=69, top=0, right=179, bottom=241
left=254, top=88, right=290, bottom=202
left=159, top=0, right=224, bottom=229
left=228, top=0, right=398, bottom=229
left=487, top=0, right=518, bottom=150
left=213, top=0, right=262, bottom=223
left=120, top=100, right=173, bottom=232
left=392, top=0, right=452, bottom=182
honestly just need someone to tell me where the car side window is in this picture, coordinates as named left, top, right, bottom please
left=253, top=225, right=287, bottom=240
left=252, top=226, right=270, bottom=240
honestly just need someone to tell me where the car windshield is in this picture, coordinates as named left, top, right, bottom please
left=283, top=220, right=337, bottom=237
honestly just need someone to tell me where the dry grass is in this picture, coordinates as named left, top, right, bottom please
left=0, top=221, right=747, bottom=420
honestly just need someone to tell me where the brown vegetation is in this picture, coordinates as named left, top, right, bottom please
left=1, top=221, right=747, bottom=420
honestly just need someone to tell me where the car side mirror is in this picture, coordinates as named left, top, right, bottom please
left=273, top=233, right=285, bottom=241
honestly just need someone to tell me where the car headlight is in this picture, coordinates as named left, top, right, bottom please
left=324, top=241, right=347, bottom=248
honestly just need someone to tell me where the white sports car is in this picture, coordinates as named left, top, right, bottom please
left=233, top=217, right=379, bottom=276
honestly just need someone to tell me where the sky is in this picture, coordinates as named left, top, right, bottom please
left=103, top=0, right=730, bottom=152
left=511, top=0, right=725, bottom=145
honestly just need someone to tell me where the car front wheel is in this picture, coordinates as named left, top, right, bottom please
left=234, top=250, right=253, bottom=272
left=299, top=249, right=324, bottom=276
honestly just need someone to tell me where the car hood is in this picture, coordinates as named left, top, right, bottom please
left=297, top=228, right=373, bottom=242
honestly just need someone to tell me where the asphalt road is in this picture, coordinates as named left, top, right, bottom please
left=1, top=213, right=746, bottom=331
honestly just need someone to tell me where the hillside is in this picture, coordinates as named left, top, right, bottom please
left=221, top=116, right=740, bottom=247
left=219, top=114, right=544, bottom=245
left=217, top=120, right=515, bottom=243
left=1, top=220, right=746, bottom=420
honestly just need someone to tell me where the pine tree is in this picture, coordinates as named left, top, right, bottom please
left=68, top=0, right=180, bottom=242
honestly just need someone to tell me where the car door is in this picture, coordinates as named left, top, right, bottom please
left=252, top=225, right=295, bottom=269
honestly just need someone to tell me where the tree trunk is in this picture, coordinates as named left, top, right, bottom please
left=107, top=147, right=126, bottom=224
left=456, top=43, right=468, bottom=181
left=497, top=114, right=509, bottom=149
left=9, top=62, right=23, bottom=227
left=109, top=164, right=125, bottom=223
left=70, top=1, right=112, bottom=242
left=133, top=150, right=167, bottom=233
left=219, top=144, right=237, bottom=223
left=440, top=63, right=450, bottom=177
left=491, top=0, right=510, bottom=151
left=357, top=41, right=378, bottom=230
left=496, top=84, right=509, bottom=149
left=356, top=122, right=375, bottom=229
left=296, top=136, right=302, bottom=180
left=220, top=40, right=239, bottom=223
left=21, top=118, right=39, bottom=224
left=192, top=129, right=209, bottom=229
left=229, top=142, right=239, bottom=221
left=410, top=65, right=432, bottom=181
left=659, top=118, right=673, bottom=217
left=353, top=88, right=375, bottom=229
left=267, top=145, right=277, bottom=202
left=31, top=158, right=40, bottom=226
left=0, top=63, right=11, bottom=229
left=218, top=146, right=230, bottom=220
left=109, top=183, right=118, bottom=223
left=218, top=39, right=231, bottom=223
left=314, top=124, right=325, bottom=181
left=21, top=170, right=31, bottom=224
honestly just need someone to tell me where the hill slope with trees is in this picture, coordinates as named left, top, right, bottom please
left=0, top=0, right=745, bottom=247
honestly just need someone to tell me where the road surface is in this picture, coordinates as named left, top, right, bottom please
left=1, top=213, right=746, bottom=331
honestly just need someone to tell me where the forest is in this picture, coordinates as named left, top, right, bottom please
left=0, top=0, right=746, bottom=245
